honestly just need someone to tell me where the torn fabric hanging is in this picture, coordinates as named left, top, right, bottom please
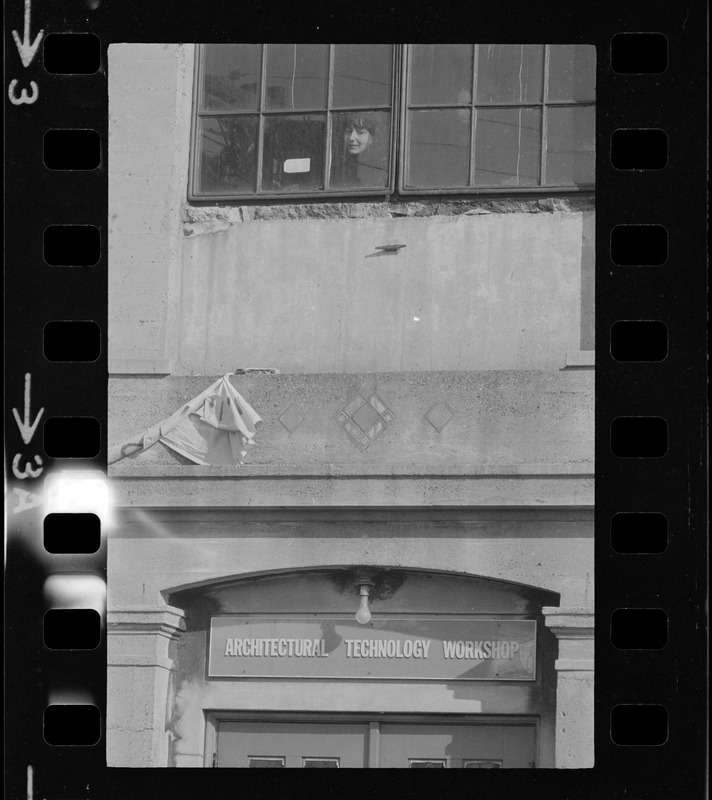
left=107, top=374, right=262, bottom=466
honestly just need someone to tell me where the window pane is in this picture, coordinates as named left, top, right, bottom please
left=409, top=760, right=447, bottom=768
left=547, top=45, right=596, bottom=102
left=303, top=758, right=340, bottom=767
left=463, top=760, right=502, bottom=768
left=329, top=111, right=390, bottom=190
left=407, top=109, right=470, bottom=187
left=410, top=44, right=473, bottom=105
left=333, top=45, right=393, bottom=107
left=264, top=44, right=328, bottom=110
left=476, top=44, right=544, bottom=104
left=474, top=107, right=541, bottom=186
left=202, top=44, right=261, bottom=111
left=545, top=105, right=595, bottom=185
left=262, top=114, right=326, bottom=193
left=197, top=116, right=258, bottom=194
left=248, top=757, right=285, bottom=768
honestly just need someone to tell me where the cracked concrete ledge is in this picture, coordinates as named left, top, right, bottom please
left=181, top=195, right=594, bottom=235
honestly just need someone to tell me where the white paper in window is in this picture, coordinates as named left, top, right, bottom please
left=283, top=158, right=311, bottom=173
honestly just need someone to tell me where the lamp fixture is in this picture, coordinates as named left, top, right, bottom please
left=354, top=577, right=375, bottom=625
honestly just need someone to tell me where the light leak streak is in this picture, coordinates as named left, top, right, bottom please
left=44, top=469, right=113, bottom=529
left=43, top=572, right=106, bottom=616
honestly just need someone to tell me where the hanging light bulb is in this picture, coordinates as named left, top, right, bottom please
left=355, top=581, right=373, bottom=625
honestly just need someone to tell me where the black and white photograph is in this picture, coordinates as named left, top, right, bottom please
left=106, top=43, right=595, bottom=769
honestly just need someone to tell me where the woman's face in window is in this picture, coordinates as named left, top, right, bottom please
left=345, top=125, right=373, bottom=155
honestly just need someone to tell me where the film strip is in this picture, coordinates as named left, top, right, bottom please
left=4, top=3, right=706, bottom=798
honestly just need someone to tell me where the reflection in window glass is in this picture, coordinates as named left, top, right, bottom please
left=474, top=107, right=541, bottom=186
left=303, top=758, right=340, bottom=768
left=545, top=105, right=595, bottom=185
left=248, top=757, right=285, bottom=768
left=476, top=45, right=544, bottom=104
left=198, top=116, right=258, bottom=194
left=409, top=759, right=447, bottom=768
left=410, top=44, right=473, bottom=105
left=407, top=109, right=470, bottom=187
left=265, top=44, right=328, bottom=110
left=547, top=45, right=596, bottom=102
left=333, top=45, right=392, bottom=108
left=202, top=44, right=261, bottom=111
left=262, top=114, right=325, bottom=193
left=330, top=111, right=390, bottom=190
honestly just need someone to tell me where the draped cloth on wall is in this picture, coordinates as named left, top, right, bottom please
left=107, top=374, right=262, bottom=465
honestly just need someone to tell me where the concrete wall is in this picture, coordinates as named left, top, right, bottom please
left=107, top=509, right=593, bottom=609
left=178, top=211, right=588, bottom=374
left=108, top=44, right=594, bottom=376
left=108, top=43, right=194, bottom=373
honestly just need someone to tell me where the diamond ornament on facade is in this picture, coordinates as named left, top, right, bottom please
left=278, top=403, right=305, bottom=433
left=424, top=401, right=454, bottom=432
left=337, top=392, right=394, bottom=448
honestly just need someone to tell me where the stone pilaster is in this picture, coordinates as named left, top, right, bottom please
left=542, top=606, right=594, bottom=768
left=107, top=605, right=186, bottom=767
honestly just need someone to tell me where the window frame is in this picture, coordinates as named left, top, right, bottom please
left=188, top=43, right=595, bottom=204
left=188, top=44, right=400, bottom=203
left=397, top=44, right=595, bottom=196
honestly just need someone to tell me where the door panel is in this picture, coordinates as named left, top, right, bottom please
left=217, top=721, right=369, bottom=768
left=379, top=723, right=536, bottom=768
left=215, top=719, right=536, bottom=768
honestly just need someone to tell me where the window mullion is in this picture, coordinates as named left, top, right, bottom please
left=469, top=44, right=478, bottom=186
left=388, top=43, right=402, bottom=195
left=324, top=44, right=334, bottom=191
left=540, top=45, right=550, bottom=186
left=399, top=44, right=411, bottom=191
left=255, top=44, right=267, bottom=194
left=190, top=45, right=204, bottom=197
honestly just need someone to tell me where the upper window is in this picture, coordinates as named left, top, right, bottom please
left=190, top=44, right=595, bottom=201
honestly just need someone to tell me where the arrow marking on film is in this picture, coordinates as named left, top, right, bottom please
left=12, top=373, right=44, bottom=444
left=12, top=0, right=44, bottom=68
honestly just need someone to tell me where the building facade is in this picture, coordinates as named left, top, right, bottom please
left=107, top=43, right=595, bottom=769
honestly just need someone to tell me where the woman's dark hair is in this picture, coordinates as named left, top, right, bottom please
left=345, top=114, right=377, bottom=136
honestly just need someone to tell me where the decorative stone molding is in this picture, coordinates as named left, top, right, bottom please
left=107, top=605, right=186, bottom=640
left=542, top=606, right=595, bottom=634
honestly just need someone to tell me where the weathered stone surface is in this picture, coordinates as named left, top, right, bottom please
left=108, top=370, right=593, bottom=469
left=181, top=195, right=595, bottom=227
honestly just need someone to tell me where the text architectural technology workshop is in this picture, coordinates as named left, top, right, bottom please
left=222, top=637, right=523, bottom=661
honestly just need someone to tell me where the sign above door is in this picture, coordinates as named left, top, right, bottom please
left=208, top=616, right=537, bottom=681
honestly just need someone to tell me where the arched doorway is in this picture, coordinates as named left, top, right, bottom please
left=165, top=567, right=560, bottom=768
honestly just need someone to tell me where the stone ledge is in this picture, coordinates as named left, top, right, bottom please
left=110, top=462, right=594, bottom=478
left=563, top=350, right=595, bottom=370
left=542, top=607, right=595, bottom=638
left=108, top=474, right=594, bottom=509
left=108, top=605, right=186, bottom=639
left=182, top=195, right=595, bottom=228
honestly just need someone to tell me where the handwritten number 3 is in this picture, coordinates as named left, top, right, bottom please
left=8, top=79, right=38, bottom=105
left=12, top=453, right=43, bottom=479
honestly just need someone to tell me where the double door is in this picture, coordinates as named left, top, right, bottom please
left=214, top=717, right=536, bottom=768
